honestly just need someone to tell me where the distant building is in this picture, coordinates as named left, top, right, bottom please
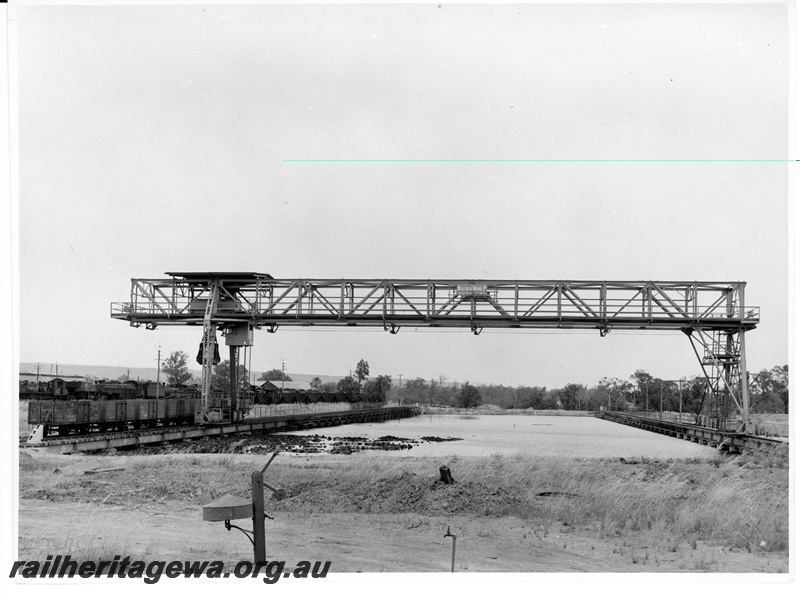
left=258, top=380, right=318, bottom=393
left=19, top=373, right=90, bottom=396
left=19, top=373, right=85, bottom=384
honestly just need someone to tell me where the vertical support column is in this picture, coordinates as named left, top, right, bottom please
left=230, top=344, right=238, bottom=418
left=557, top=283, right=562, bottom=320
left=198, top=324, right=217, bottom=423
left=740, top=328, right=750, bottom=427
left=197, top=279, right=220, bottom=424
left=600, top=283, right=607, bottom=322
left=723, top=331, right=736, bottom=418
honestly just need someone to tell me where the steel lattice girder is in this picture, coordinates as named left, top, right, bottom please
left=111, top=275, right=759, bottom=333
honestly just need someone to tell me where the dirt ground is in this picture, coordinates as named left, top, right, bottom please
left=15, top=449, right=790, bottom=575
left=17, top=499, right=788, bottom=574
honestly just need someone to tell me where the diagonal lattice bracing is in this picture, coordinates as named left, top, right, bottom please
left=685, top=328, right=745, bottom=423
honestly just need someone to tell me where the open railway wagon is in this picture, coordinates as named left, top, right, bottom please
left=27, top=398, right=201, bottom=437
left=27, top=388, right=379, bottom=440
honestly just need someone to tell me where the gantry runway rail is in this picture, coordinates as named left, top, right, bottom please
left=111, top=273, right=759, bottom=429
left=597, top=411, right=787, bottom=455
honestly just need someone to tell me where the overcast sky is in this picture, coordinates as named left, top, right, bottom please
left=12, top=1, right=791, bottom=388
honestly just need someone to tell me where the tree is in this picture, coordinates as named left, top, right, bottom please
left=559, top=383, right=585, bottom=410
left=630, top=370, right=656, bottom=410
left=212, top=359, right=249, bottom=389
left=542, top=388, right=561, bottom=409
left=364, top=375, right=392, bottom=403
left=319, top=382, right=337, bottom=393
left=258, top=369, right=292, bottom=382
left=516, top=385, right=547, bottom=409
left=337, top=376, right=360, bottom=400
left=457, top=382, right=482, bottom=408
left=750, top=364, right=789, bottom=414
left=162, top=350, right=193, bottom=386
left=310, top=377, right=322, bottom=391
left=400, top=377, right=428, bottom=404
left=682, top=376, right=708, bottom=416
left=355, top=359, right=370, bottom=392
left=597, top=377, right=634, bottom=411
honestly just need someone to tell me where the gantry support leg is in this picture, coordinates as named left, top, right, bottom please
left=230, top=344, right=239, bottom=421
left=684, top=327, right=751, bottom=433
left=739, top=328, right=750, bottom=428
left=197, top=280, right=220, bottom=425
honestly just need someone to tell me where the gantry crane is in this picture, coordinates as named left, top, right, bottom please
left=111, top=273, right=759, bottom=430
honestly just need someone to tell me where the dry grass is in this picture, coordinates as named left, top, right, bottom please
left=29, top=530, right=137, bottom=562
left=19, top=449, right=789, bottom=555
left=19, top=400, right=31, bottom=437
left=303, top=452, right=789, bottom=552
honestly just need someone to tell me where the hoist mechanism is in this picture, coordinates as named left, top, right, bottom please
left=111, top=273, right=759, bottom=427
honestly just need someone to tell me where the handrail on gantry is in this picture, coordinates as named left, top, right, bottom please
left=110, top=274, right=759, bottom=429
left=111, top=276, right=759, bottom=332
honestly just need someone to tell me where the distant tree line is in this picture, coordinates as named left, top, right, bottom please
left=389, top=365, right=789, bottom=414
left=149, top=350, right=788, bottom=414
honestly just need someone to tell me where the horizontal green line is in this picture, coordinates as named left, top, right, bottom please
left=283, top=159, right=794, bottom=163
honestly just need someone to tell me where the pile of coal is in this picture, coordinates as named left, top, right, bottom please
left=420, top=436, right=463, bottom=442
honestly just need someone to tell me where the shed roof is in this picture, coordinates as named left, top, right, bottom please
left=19, top=373, right=86, bottom=382
left=259, top=380, right=316, bottom=392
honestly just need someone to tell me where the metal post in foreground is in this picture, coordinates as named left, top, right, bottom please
left=444, top=526, right=456, bottom=572
left=202, top=451, right=284, bottom=566
left=252, top=471, right=266, bottom=564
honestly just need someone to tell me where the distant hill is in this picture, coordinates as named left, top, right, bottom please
left=19, top=363, right=170, bottom=383
left=277, top=373, right=345, bottom=386
left=19, top=363, right=346, bottom=386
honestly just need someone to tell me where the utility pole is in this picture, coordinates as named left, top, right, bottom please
left=398, top=374, right=403, bottom=405
left=281, top=359, right=285, bottom=396
left=155, top=345, right=162, bottom=399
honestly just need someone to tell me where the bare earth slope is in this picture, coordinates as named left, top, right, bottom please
left=17, top=449, right=789, bottom=574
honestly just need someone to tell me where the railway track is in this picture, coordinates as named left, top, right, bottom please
left=22, top=406, right=421, bottom=454
left=598, top=411, right=787, bottom=455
